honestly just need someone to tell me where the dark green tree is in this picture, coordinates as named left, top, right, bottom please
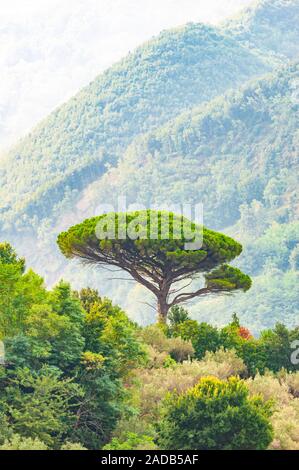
left=1, top=365, right=83, bottom=448
left=57, top=210, right=251, bottom=323
left=168, top=305, right=190, bottom=326
left=157, top=376, right=273, bottom=450
left=0, top=242, right=25, bottom=272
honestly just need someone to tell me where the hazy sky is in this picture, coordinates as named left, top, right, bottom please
left=0, top=0, right=252, bottom=152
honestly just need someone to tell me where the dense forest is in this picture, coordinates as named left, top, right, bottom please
left=0, top=1, right=298, bottom=334
left=0, top=0, right=298, bottom=451
left=0, top=243, right=298, bottom=450
left=89, top=63, right=298, bottom=331
left=0, top=23, right=272, bottom=224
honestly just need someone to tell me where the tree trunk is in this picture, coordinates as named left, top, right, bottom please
left=157, top=297, right=169, bottom=324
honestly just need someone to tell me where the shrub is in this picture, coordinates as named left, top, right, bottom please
left=144, top=345, right=170, bottom=369
left=247, top=372, right=291, bottom=406
left=139, top=325, right=194, bottom=362
left=139, top=325, right=171, bottom=352
left=168, top=306, right=190, bottom=326
left=0, top=434, right=48, bottom=450
left=279, top=370, right=299, bottom=398
left=167, top=337, right=194, bottom=362
left=199, top=348, right=247, bottom=379
left=103, top=432, right=156, bottom=450
left=157, top=376, right=273, bottom=450
left=134, top=349, right=246, bottom=421
left=60, top=442, right=87, bottom=450
left=269, top=400, right=299, bottom=450
left=191, top=322, right=221, bottom=359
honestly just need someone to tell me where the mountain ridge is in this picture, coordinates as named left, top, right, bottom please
left=0, top=0, right=298, bottom=331
left=0, top=21, right=274, bottom=226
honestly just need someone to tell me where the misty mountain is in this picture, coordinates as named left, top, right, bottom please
left=0, top=0, right=298, bottom=330
left=223, top=0, right=299, bottom=60
left=0, top=22, right=274, bottom=227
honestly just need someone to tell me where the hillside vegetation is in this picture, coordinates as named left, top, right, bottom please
left=223, top=0, right=299, bottom=59
left=0, top=23, right=272, bottom=226
left=64, top=63, right=299, bottom=331
left=0, top=0, right=298, bottom=332
left=0, top=245, right=298, bottom=450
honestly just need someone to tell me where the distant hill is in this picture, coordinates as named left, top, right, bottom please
left=223, top=0, right=299, bottom=59
left=90, top=63, right=298, bottom=330
left=97, top=63, right=298, bottom=229
left=0, top=23, right=273, bottom=227
left=0, top=0, right=298, bottom=331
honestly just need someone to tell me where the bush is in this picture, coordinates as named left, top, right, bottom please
left=247, top=372, right=291, bottom=406
left=103, top=432, right=156, bottom=450
left=168, top=306, right=190, bottom=326
left=134, top=350, right=246, bottom=422
left=190, top=322, right=221, bottom=359
left=157, top=376, right=273, bottom=450
left=279, top=370, right=299, bottom=398
left=139, top=325, right=171, bottom=352
left=60, top=442, right=87, bottom=450
left=199, top=348, right=247, bottom=379
left=144, top=345, right=170, bottom=369
left=139, top=325, right=194, bottom=362
left=269, top=400, right=299, bottom=450
left=0, top=434, right=48, bottom=450
left=167, top=337, right=194, bottom=362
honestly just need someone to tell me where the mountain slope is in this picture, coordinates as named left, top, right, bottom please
left=68, top=63, right=298, bottom=330
left=222, top=0, right=299, bottom=59
left=0, top=23, right=273, bottom=226
left=0, top=1, right=298, bottom=331
left=86, top=63, right=299, bottom=229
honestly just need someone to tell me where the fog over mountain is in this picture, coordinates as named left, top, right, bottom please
left=0, top=0, right=251, bottom=152
left=0, top=0, right=298, bottom=331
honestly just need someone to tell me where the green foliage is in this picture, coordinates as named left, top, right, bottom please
left=193, top=323, right=223, bottom=359
left=89, top=63, right=299, bottom=329
left=0, top=269, right=47, bottom=339
left=0, top=242, right=25, bottom=272
left=0, top=3, right=298, bottom=449
left=57, top=210, right=243, bottom=265
left=168, top=305, right=190, bottom=326
left=0, top=22, right=272, bottom=227
left=223, top=0, right=299, bottom=59
left=58, top=210, right=250, bottom=322
left=60, top=442, right=87, bottom=450
left=80, top=289, right=146, bottom=373
left=0, top=245, right=298, bottom=450
left=2, top=366, right=83, bottom=447
left=0, top=245, right=146, bottom=449
left=205, top=264, right=252, bottom=292
left=167, top=311, right=299, bottom=375
left=139, top=325, right=194, bottom=363
left=103, top=432, right=156, bottom=450
left=0, top=2, right=297, bottom=335
left=0, top=434, right=48, bottom=450
left=157, top=376, right=273, bottom=450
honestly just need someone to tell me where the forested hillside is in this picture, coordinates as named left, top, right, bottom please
left=0, top=0, right=299, bottom=453
left=0, top=0, right=298, bottom=332
left=0, top=23, right=272, bottom=226
left=70, top=63, right=298, bottom=331
left=94, top=64, right=298, bottom=228
left=223, top=0, right=299, bottom=59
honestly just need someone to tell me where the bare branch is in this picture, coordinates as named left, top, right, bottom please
left=170, top=287, right=211, bottom=307
left=138, top=301, right=157, bottom=311
left=169, top=278, right=193, bottom=295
